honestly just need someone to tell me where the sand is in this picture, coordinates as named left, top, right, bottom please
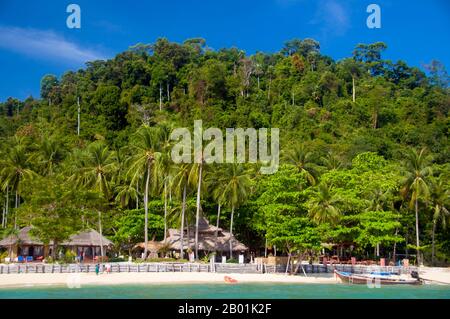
left=418, top=267, right=450, bottom=285
left=1, top=267, right=449, bottom=288
left=0, top=272, right=337, bottom=288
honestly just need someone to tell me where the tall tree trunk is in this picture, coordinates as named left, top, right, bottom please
left=264, top=237, right=267, bottom=258
left=372, top=111, right=378, bottom=129
left=194, top=163, right=203, bottom=260
left=215, top=203, right=221, bottom=252
left=180, top=184, right=187, bottom=259
left=164, top=180, right=168, bottom=242
left=159, top=83, right=163, bottom=111
left=229, top=205, right=234, bottom=259
left=415, top=198, right=421, bottom=266
left=52, top=241, right=57, bottom=260
left=294, top=252, right=304, bottom=275
left=268, top=76, right=272, bottom=101
left=136, top=179, right=139, bottom=209
left=1, top=206, right=5, bottom=229
left=352, top=76, right=356, bottom=103
left=4, top=186, right=9, bottom=228
left=393, top=228, right=398, bottom=264
left=285, top=252, right=291, bottom=275
left=144, top=163, right=151, bottom=259
left=77, top=96, right=81, bottom=136
left=98, top=211, right=104, bottom=258
left=431, top=220, right=436, bottom=266
left=167, top=83, right=170, bottom=102
left=14, top=190, right=18, bottom=229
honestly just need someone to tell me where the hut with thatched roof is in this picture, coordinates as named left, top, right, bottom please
left=61, top=229, right=113, bottom=260
left=0, top=227, right=113, bottom=262
left=0, top=226, right=45, bottom=260
left=163, top=217, right=248, bottom=258
left=132, top=240, right=166, bottom=259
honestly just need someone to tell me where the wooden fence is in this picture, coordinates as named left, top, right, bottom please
left=0, top=262, right=416, bottom=275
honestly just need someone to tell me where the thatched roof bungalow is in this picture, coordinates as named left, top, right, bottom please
left=0, top=227, right=113, bottom=261
left=132, top=241, right=166, bottom=259
left=0, top=226, right=45, bottom=259
left=163, top=217, right=248, bottom=257
left=61, top=229, right=113, bottom=259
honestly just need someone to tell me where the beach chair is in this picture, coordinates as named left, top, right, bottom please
left=17, top=256, right=24, bottom=263
left=26, top=256, right=33, bottom=262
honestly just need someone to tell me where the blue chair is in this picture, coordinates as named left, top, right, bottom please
left=26, top=256, right=33, bottom=262
left=17, top=256, right=24, bottom=262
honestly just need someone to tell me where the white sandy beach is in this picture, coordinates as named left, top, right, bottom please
left=0, top=272, right=338, bottom=288
left=418, top=267, right=450, bottom=285
left=0, top=267, right=449, bottom=288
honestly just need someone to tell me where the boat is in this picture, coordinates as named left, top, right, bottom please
left=334, top=270, right=422, bottom=285
left=224, top=276, right=238, bottom=283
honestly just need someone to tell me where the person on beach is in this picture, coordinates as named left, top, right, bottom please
left=106, top=263, right=111, bottom=274
left=95, top=263, right=100, bottom=275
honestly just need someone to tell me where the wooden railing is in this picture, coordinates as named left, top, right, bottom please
left=0, top=262, right=417, bottom=275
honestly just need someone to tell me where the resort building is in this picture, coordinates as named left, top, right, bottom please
left=61, top=229, right=113, bottom=261
left=0, top=227, right=45, bottom=262
left=163, top=217, right=248, bottom=259
left=132, top=240, right=165, bottom=259
left=0, top=227, right=112, bottom=262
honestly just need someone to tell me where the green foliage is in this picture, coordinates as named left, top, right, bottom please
left=0, top=38, right=448, bottom=264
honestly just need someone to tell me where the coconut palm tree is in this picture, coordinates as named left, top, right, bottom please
left=219, top=163, right=252, bottom=258
left=70, top=141, right=117, bottom=258
left=0, top=145, right=37, bottom=229
left=172, top=163, right=191, bottom=259
left=189, top=153, right=205, bottom=260
left=206, top=165, right=227, bottom=252
left=428, top=175, right=449, bottom=265
left=156, top=123, right=175, bottom=242
left=128, top=126, right=162, bottom=259
left=321, top=151, right=344, bottom=171
left=283, top=144, right=318, bottom=185
left=401, top=147, right=432, bottom=266
left=32, top=136, right=65, bottom=176
left=307, top=182, right=341, bottom=225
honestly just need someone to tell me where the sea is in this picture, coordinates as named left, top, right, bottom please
left=0, top=282, right=449, bottom=299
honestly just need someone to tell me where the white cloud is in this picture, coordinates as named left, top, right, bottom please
left=310, top=0, right=350, bottom=36
left=0, top=26, right=107, bottom=65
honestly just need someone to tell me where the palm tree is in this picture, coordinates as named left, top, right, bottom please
left=283, top=144, right=318, bottom=185
left=401, top=147, right=432, bottom=266
left=189, top=161, right=205, bottom=260
left=321, top=151, right=343, bottom=171
left=156, top=123, right=174, bottom=242
left=70, top=141, right=117, bottom=258
left=307, top=183, right=341, bottom=225
left=115, top=181, right=139, bottom=208
left=33, top=136, right=65, bottom=176
left=219, top=163, right=252, bottom=258
left=128, top=126, right=162, bottom=259
left=0, top=145, right=37, bottom=228
left=172, top=164, right=191, bottom=259
left=206, top=165, right=227, bottom=252
left=428, top=176, right=449, bottom=265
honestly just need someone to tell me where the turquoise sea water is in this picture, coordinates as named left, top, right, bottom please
left=0, top=283, right=449, bottom=299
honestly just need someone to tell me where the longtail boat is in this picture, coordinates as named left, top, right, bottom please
left=334, top=270, right=422, bottom=285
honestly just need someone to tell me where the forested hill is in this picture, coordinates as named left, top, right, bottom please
left=0, top=38, right=449, bottom=264
left=1, top=38, right=448, bottom=161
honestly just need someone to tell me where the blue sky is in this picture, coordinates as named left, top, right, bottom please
left=0, top=0, right=449, bottom=102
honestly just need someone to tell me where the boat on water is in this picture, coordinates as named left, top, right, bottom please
left=334, top=270, right=422, bottom=285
